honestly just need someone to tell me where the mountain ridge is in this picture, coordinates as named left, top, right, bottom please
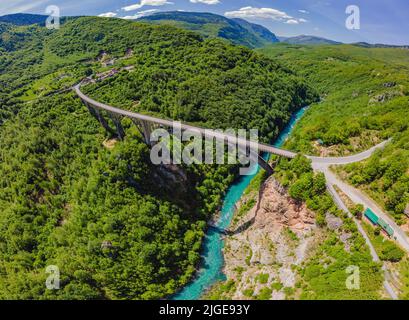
left=352, top=41, right=409, bottom=49
left=278, top=34, right=342, bottom=45
left=139, top=11, right=279, bottom=48
left=0, top=13, right=407, bottom=49
left=0, top=13, right=47, bottom=26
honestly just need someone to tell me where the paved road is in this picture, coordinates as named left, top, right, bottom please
left=308, top=139, right=392, bottom=165
left=319, top=166, right=409, bottom=253
left=327, top=183, right=398, bottom=300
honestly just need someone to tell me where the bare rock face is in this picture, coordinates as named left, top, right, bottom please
left=325, top=212, right=343, bottom=231
left=369, top=90, right=402, bottom=104
left=383, top=82, right=396, bottom=88
left=154, top=164, right=188, bottom=193
left=222, top=177, right=322, bottom=300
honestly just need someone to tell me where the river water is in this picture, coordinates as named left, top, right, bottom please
left=172, top=107, right=307, bottom=300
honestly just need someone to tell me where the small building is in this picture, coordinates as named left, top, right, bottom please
left=101, top=240, right=113, bottom=249
left=102, top=58, right=116, bottom=67
left=364, top=208, right=379, bottom=225
left=97, top=51, right=108, bottom=61
left=95, top=68, right=119, bottom=81
left=317, top=139, right=324, bottom=146
left=123, top=65, right=135, bottom=72
left=404, top=203, right=409, bottom=217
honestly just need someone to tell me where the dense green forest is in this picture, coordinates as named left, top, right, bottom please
left=78, top=23, right=316, bottom=143
left=259, top=44, right=409, bottom=224
left=0, top=17, right=316, bottom=299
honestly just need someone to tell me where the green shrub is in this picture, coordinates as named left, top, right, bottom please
left=271, top=282, right=283, bottom=291
left=256, top=287, right=272, bottom=300
left=255, top=273, right=269, bottom=284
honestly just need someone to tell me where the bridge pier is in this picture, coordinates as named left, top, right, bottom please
left=131, top=119, right=145, bottom=142
left=238, top=146, right=275, bottom=177
left=86, top=103, right=117, bottom=136
left=108, top=113, right=125, bottom=140
left=141, top=121, right=153, bottom=145
left=80, top=90, right=275, bottom=176
left=132, top=119, right=153, bottom=145
left=257, top=154, right=274, bottom=176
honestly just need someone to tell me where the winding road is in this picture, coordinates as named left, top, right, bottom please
left=327, top=183, right=398, bottom=299
left=319, top=166, right=409, bottom=252
left=309, top=139, right=391, bottom=165
left=315, top=159, right=408, bottom=299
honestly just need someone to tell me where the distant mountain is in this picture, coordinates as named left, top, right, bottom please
left=352, top=42, right=409, bottom=49
left=0, top=13, right=47, bottom=26
left=279, top=35, right=342, bottom=45
left=139, top=11, right=279, bottom=48
left=0, top=13, right=77, bottom=27
left=230, top=18, right=279, bottom=44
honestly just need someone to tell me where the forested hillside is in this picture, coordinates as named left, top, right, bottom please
left=81, top=29, right=316, bottom=142
left=259, top=44, right=409, bottom=224
left=0, top=17, right=315, bottom=299
left=139, top=11, right=279, bottom=48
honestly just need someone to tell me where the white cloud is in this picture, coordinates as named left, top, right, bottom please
left=225, top=6, right=292, bottom=21
left=122, top=0, right=174, bottom=12
left=121, top=9, right=159, bottom=20
left=224, top=6, right=308, bottom=25
left=98, top=12, right=117, bottom=18
left=190, top=0, right=220, bottom=4
left=0, top=0, right=49, bottom=16
left=298, top=9, right=309, bottom=14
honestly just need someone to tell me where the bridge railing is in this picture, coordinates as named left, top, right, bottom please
left=74, top=83, right=298, bottom=159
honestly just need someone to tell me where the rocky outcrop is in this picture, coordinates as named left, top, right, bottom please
left=222, top=176, right=323, bottom=300
left=152, top=164, right=194, bottom=210
left=325, top=212, right=343, bottom=231
left=369, top=90, right=403, bottom=104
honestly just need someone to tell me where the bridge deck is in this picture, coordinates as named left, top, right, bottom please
left=74, top=83, right=390, bottom=163
left=74, top=84, right=297, bottom=158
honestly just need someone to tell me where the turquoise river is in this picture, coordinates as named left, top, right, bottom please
left=173, top=107, right=307, bottom=300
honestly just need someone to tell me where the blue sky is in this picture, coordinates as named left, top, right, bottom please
left=2, top=0, right=408, bottom=45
